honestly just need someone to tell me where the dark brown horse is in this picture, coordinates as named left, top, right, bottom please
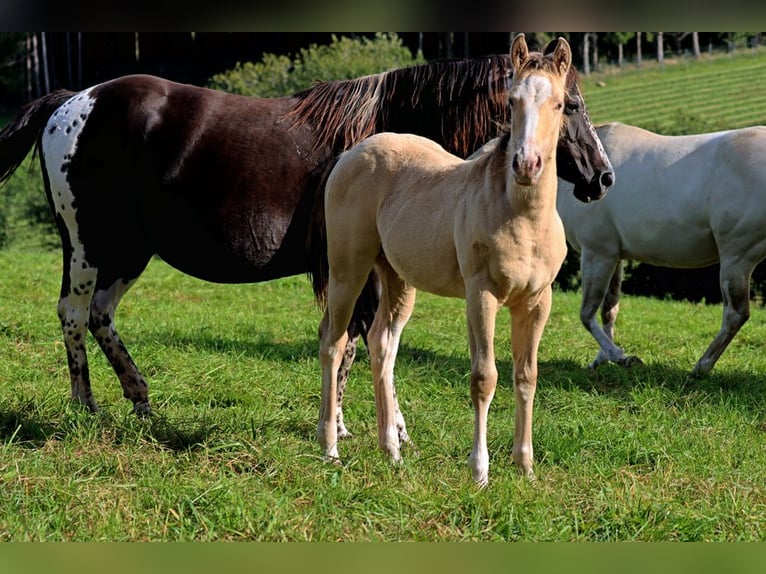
left=0, top=53, right=613, bottom=422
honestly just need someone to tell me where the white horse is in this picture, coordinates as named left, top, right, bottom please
left=557, top=121, right=766, bottom=375
left=312, top=34, right=583, bottom=486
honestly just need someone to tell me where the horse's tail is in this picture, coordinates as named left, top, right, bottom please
left=0, top=89, right=76, bottom=185
left=306, top=156, right=336, bottom=310
left=306, top=154, right=381, bottom=346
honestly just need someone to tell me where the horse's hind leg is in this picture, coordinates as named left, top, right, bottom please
left=340, top=271, right=412, bottom=445
left=367, top=261, right=416, bottom=463
left=318, top=268, right=371, bottom=462
left=88, top=266, right=152, bottom=415
left=692, top=260, right=753, bottom=376
left=57, top=253, right=99, bottom=411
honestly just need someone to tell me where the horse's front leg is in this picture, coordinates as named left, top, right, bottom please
left=580, top=251, right=639, bottom=368
left=465, top=282, right=500, bottom=487
left=509, top=285, right=554, bottom=481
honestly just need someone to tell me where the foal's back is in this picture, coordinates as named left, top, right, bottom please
left=325, top=132, right=482, bottom=298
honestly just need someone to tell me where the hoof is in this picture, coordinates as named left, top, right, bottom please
left=690, top=361, right=713, bottom=378
left=133, top=401, right=152, bottom=417
left=323, top=454, right=342, bottom=466
left=618, top=355, right=643, bottom=368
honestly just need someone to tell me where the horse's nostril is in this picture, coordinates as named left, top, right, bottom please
left=600, top=171, right=615, bottom=188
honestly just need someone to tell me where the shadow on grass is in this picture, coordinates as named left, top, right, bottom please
left=2, top=334, right=762, bottom=453
left=0, top=401, right=229, bottom=453
left=133, top=328, right=766, bottom=414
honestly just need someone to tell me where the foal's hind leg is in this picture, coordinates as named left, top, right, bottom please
left=89, top=270, right=152, bottom=415
left=367, top=261, right=416, bottom=463
left=318, top=270, right=372, bottom=462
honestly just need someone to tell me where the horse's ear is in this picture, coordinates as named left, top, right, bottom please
left=551, top=37, right=572, bottom=77
left=510, top=33, right=528, bottom=71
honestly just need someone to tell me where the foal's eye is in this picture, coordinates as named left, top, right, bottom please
left=554, top=101, right=563, bottom=111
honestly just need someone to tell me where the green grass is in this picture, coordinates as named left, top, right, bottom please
left=0, top=249, right=764, bottom=541
left=581, top=47, right=766, bottom=131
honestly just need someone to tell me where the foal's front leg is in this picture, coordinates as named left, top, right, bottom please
left=465, top=283, right=500, bottom=487
left=509, top=285, right=553, bottom=480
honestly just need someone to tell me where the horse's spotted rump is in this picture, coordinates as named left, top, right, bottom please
left=42, top=89, right=100, bottom=411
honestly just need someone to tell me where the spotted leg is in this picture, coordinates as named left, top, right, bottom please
left=88, top=272, right=152, bottom=415
left=57, top=252, right=99, bottom=411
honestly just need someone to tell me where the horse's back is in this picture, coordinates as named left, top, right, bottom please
left=326, top=132, right=468, bottom=297
left=558, top=123, right=766, bottom=266
left=40, top=73, right=316, bottom=283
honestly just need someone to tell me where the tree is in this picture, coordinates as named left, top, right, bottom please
left=607, top=32, right=635, bottom=67
left=657, top=32, right=664, bottom=64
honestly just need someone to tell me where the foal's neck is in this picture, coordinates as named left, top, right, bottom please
left=506, top=164, right=559, bottom=219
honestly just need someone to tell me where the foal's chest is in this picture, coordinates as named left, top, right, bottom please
left=483, top=220, right=566, bottom=299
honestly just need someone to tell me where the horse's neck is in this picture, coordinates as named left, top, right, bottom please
left=504, top=165, right=560, bottom=222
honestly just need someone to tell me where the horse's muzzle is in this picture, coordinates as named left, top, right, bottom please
left=573, top=169, right=614, bottom=203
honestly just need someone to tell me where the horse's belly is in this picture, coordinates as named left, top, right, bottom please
left=619, top=223, right=719, bottom=267
left=382, top=241, right=465, bottom=298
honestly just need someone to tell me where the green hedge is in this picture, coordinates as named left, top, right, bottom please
left=207, top=33, right=425, bottom=98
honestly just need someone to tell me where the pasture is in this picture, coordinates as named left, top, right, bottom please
left=581, top=47, right=766, bottom=131
left=0, top=250, right=764, bottom=541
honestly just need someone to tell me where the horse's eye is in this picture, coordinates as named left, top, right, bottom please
left=564, top=98, right=580, bottom=115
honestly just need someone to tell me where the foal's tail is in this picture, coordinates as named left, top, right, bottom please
left=306, top=157, right=336, bottom=311
left=306, top=155, right=380, bottom=345
left=0, top=89, right=76, bottom=185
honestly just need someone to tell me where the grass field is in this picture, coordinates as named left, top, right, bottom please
left=580, top=47, right=766, bottom=131
left=0, top=250, right=764, bottom=541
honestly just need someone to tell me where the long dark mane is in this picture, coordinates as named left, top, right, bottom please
left=288, top=55, right=513, bottom=158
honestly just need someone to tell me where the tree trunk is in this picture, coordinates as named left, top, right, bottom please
left=582, top=32, right=591, bottom=75
left=591, top=33, right=599, bottom=72
left=636, top=32, right=642, bottom=67
left=31, top=33, right=40, bottom=98
left=40, top=32, right=50, bottom=94
left=657, top=32, right=664, bottom=64
left=618, top=42, right=624, bottom=67
left=692, top=32, right=700, bottom=58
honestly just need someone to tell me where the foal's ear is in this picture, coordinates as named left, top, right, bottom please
left=510, top=33, right=528, bottom=71
left=551, top=37, right=572, bottom=77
